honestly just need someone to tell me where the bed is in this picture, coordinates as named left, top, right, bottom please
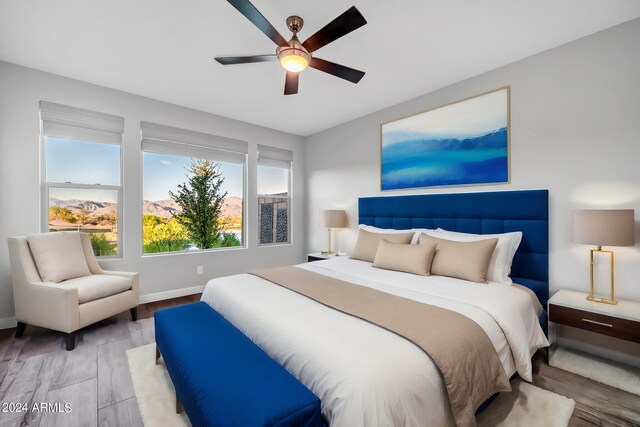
left=201, top=189, right=549, bottom=427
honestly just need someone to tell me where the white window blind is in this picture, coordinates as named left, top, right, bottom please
left=257, top=144, right=293, bottom=169
left=141, top=121, right=248, bottom=164
left=40, top=101, right=124, bottom=145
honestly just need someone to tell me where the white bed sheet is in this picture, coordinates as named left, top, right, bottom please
left=201, top=257, right=548, bottom=427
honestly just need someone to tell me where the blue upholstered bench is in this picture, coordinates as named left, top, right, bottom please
left=154, top=302, right=323, bottom=427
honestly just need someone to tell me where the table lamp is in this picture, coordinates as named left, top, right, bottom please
left=320, top=210, right=346, bottom=254
left=572, top=209, right=635, bottom=304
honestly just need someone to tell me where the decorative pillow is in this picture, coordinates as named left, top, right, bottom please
left=372, top=240, right=437, bottom=276
left=419, top=234, right=498, bottom=283
left=27, top=232, right=91, bottom=283
left=350, top=229, right=414, bottom=262
left=434, top=228, right=523, bottom=283
left=359, top=224, right=434, bottom=244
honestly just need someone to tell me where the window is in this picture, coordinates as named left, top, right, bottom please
left=141, top=122, right=247, bottom=255
left=40, top=101, right=124, bottom=257
left=257, top=145, right=292, bottom=245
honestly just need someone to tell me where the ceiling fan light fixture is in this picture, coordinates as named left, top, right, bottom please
left=278, top=50, right=309, bottom=72
left=276, top=42, right=311, bottom=72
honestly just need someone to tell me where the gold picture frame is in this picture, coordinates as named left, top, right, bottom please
left=380, top=86, right=511, bottom=191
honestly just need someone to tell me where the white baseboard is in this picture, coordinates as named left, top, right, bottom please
left=138, top=285, right=205, bottom=304
left=0, top=317, right=17, bottom=330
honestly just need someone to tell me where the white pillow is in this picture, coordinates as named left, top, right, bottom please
left=430, top=228, right=522, bottom=284
left=358, top=224, right=434, bottom=244
left=27, top=232, right=91, bottom=283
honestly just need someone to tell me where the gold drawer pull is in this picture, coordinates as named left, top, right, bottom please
left=582, top=318, right=613, bottom=328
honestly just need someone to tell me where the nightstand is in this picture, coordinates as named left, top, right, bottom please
left=548, top=290, right=640, bottom=361
left=307, top=252, right=342, bottom=262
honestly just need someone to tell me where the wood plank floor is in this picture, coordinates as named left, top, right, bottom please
left=1, top=294, right=638, bottom=426
left=0, top=295, right=199, bottom=427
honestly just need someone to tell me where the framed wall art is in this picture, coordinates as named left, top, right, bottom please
left=381, top=86, right=510, bottom=190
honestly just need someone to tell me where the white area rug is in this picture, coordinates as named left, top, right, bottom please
left=477, top=380, right=575, bottom=427
left=128, top=343, right=574, bottom=427
left=127, top=343, right=190, bottom=427
left=550, top=347, right=640, bottom=395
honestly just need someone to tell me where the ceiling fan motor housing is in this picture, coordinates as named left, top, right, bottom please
left=276, top=38, right=311, bottom=66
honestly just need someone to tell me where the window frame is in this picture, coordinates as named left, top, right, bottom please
left=40, top=136, right=124, bottom=259
left=257, top=161, right=293, bottom=247
left=140, top=122, right=248, bottom=257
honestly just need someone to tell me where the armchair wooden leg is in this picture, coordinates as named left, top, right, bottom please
left=130, top=307, right=138, bottom=321
left=66, top=332, right=76, bottom=351
left=14, top=322, right=27, bottom=338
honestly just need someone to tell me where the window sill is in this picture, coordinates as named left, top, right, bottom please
left=141, top=245, right=247, bottom=258
left=258, top=242, right=292, bottom=248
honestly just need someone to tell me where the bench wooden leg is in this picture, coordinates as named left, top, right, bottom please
left=155, top=345, right=161, bottom=365
left=176, top=394, right=183, bottom=414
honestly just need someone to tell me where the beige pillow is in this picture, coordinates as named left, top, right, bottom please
left=350, top=229, right=414, bottom=262
left=27, top=232, right=91, bottom=283
left=373, top=240, right=437, bottom=276
left=419, top=234, right=498, bottom=283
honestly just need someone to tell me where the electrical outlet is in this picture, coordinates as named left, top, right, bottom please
left=197, top=265, right=204, bottom=275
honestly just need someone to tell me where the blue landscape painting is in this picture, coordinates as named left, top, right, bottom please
left=381, top=87, right=509, bottom=190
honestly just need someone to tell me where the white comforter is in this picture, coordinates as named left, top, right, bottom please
left=201, top=257, right=548, bottom=427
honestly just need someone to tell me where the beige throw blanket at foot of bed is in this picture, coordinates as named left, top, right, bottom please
left=251, top=266, right=511, bottom=427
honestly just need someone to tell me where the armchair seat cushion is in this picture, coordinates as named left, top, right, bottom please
left=59, top=274, right=133, bottom=303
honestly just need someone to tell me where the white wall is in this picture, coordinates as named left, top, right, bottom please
left=306, top=20, right=640, bottom=363
left=0, top=61, right=306, bottom=324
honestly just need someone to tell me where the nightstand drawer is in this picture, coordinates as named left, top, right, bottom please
left=549, top=304, right=640, bottom=343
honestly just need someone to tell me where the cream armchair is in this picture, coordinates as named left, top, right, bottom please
left=8, top=232, right=139, bottom=350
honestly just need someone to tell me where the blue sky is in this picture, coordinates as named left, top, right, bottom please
left=46, top=137, right=120, bottom=186
left=46, top=137, right=288, bottom=202
left=143, top=152, right=244, bottom=200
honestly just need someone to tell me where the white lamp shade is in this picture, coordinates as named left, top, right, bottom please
left=572, top=209, right=635, bottom=247
left=320, top=210, right=347, bottom=228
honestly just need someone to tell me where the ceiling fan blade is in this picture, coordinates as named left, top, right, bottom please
left=309, top=57, right=365, bottom=84
left=302, top=6, right=367, bottom=53
left=215, top=55, right=276, bottom=65
left=227, top=0, right=290, bottom=47
left=284, top=71, right=299, bottom=95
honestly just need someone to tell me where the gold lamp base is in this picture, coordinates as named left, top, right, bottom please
left=586, top=295, right=617, bottom=305
left=322, top=228, right=334, bottom=255
left=587, top=246, right=618, bottom=305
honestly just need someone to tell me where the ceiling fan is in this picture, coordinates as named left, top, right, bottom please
left=215, top=0, right=367, bottom=95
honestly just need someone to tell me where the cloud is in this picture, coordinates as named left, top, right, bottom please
left=160, top=160, right=171, bottom=165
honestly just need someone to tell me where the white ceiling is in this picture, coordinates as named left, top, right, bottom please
left=1, top=1, right=640, bottom=136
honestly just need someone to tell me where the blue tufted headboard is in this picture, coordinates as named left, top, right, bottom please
left=358, top=189, right=549, bottom=308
